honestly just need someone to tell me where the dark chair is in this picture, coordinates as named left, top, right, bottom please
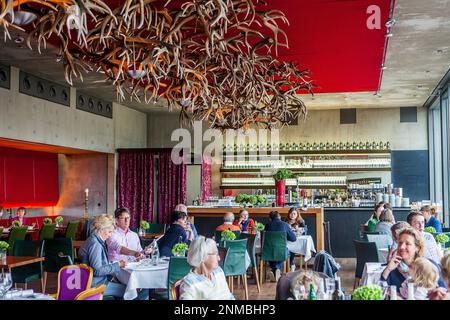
left=146, top=223, right=166, bottom=234
left=442, top=227, right=450, bottom=233
left=7, top=226, right=28, bottom=255
left=361, top=231, right=380, bottom=241
left=167, top=257, right=192, bottom=300
left=323, top=221, right=333, bottom=256
left=81, top=219, right=94, bottom=240
left=64, top=221, right=79, bottom=240
left=366, top=234, right=393, bottom=250
left=43, top=238, right=74, bottom=293
left=260, top=231, right=289, bottom=287
left=221, top=239, right=249, bottom=299
left=239, top=233, right=260, bottom=292
left=353, top=239, right=379, bottom=289
left=39, top=224, right=56, bottom=240
left=11, top=240, right=45, bottom=291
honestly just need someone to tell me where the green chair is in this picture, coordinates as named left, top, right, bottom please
left=146, top=223, right=166, bottom=234
left=7, top=226, right=28, bottom=255
left=64, top=221, right=79, bottom=240
left=39, top=224, right=56, bottom=240
left=11, top=240, right=45, bottom=291
left=221, top=239, right=249, bottom=299
left=43, top=238, right=74, bottom=293
left=167, top=257, right=192, bottom=300
left=239, top=233, right=261, bottom=292
left=214, top=230, right=241, bottom=242
left=259, top=231, right=288, bottom=287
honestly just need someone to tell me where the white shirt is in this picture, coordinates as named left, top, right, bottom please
left=422, top=232, right=442, bottom=264
left=106, top=227, right=143, bottom=262
left=180, top=267, right=235, bottom=300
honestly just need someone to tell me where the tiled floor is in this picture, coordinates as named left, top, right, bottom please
left=20, top=258, right=357, bottom=300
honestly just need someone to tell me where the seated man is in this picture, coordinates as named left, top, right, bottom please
left=264, top=211, right=296, bottom=282
left=106, top=207, right=146, bottom=262
left=174, top=204, right=198, bottom=239
left=216, top=212, right=241, bottom=232
left=407, top=211, right=442, bottom=264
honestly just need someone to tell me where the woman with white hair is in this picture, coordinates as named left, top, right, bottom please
left=179, top=236, right=234, bottom=300
left=79, top=214, right=147, bottom=299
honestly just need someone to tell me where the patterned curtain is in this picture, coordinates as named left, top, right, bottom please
left=116, top=150, right=154, bottom=229
left=201, top=155, right=212, bottom=202
left=157, top=150, right=187, bottom=223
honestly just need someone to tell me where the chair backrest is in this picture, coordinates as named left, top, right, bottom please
left=75, top=284, right=106, bottom=300
left=261, top=231, right=288, bottom=262
left=65, top=221, right=79, bottom=240
left=39, top=224, right=56, bottom=240
left=8, top=227, right=28, bottom=254
left=44, top=238, right=74, bottom=273
left=57, top=264, right=93, bottom=300
left=171, top=278, right=184, bottom=300
left=353, top=240, right=379, bottom=279
left=215, top=230, right=241, bottom=242
left=361, top=231, right=380, bottom=241
left=239, top=233, right=257, bottom=267
left=366, top=234, right=393, bottom=249
left=12, top=240, right=44, bottom=257
left=167, top=256, right=192, bottom=300
left=147, top=223, right=166, bottom=234
left=442, top=227, right=450, bottom=233
left=221, top=239, right=248, bottom=276
left=81, top=219, right=94, bottom=240
left=323, top=221, right=333, bottom=256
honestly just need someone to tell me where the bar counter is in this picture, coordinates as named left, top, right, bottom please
left=187, top=206, right=412, bottom=258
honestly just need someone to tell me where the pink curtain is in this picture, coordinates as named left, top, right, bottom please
left=157, top=150, right=187, bottom=223
left=117, top=150, right=154, bottom=228
left=201, top=155, right=212, bottom=202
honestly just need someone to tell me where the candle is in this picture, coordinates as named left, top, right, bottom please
left=85, top=188, right=89, bottom=197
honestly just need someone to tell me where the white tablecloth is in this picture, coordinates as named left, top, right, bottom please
left=360, top=262, right=385, bottom=286
left=116, top=259, right=170, bottom=300
left=287, top=235, right=316, bottom=261
left=2, top=291, right=55, bottom=300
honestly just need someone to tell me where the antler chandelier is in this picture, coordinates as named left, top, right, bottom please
left=1, top=0, right=314, bottom=130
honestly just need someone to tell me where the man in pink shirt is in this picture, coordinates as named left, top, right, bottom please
left=106, top=207, right=145, bottom=262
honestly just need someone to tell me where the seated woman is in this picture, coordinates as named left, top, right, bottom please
left=375, top=208, right=395, bottom=235
left=429, top=253, right=450, bottom=300
left=180, top=236, right=234, bottom=300
left=157, top=211, right=193, bottom=257
left=216, top=212, right=241, bottom=232
left=284, top=207, right=306, bottom=271
left=366, top=202, right=385, bottom=232
left=79, top=214, right=128, bottom=299
left=398, top=257, right=439, bottom=300
left=233, top=209, right=256, bottom=234
left=380, top=227, right=446, bottom=292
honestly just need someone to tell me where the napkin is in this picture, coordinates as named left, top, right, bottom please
left=5, top=289, right=34, bottom=299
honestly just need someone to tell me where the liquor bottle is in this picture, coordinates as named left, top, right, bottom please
left=372, top=141, right=377, bottom=150
left=345, top=142, right=351, bottom=150
left=325, top=142, right=331, bottom=150
left=293, top=142, right=299, bottom=151
left=267, top=143, right=271, bottom=152
left=390, top=285, right=397, bottom=300
left=319, top=142, right=324, bottom=150
left=332, top=142, right=337, bottom=150
left=306, top=142, right=311, bottom=150
left=386, top=141, right=391, bottom=150
left=379, top=141, right=384, bottom=150
left=285, top=143, right=291, bottom=151
left=316, top=279, right=326, bottom=300
left=359, top=141, right=365, bottom=150
left=299, top=142, right=304, bottom=151
left=308, top=283, right=316, bottom=300
left=312, top=142, right=318, bottom=150
left=332, top=278, right=345, bottom=300
left=280, top=143, right=285, bottom=151
left=352, top=142, right=358, bottom=150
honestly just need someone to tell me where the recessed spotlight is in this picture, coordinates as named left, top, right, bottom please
left=381, top=64, right=387, bottom=70
left=385, top=19, right=396, bottom=28
left=386, top=33, right=393, bottom=38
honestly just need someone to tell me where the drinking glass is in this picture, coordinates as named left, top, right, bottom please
left=293, top=283, right=306, bottom=300
left=325, top=278, right=335, bottom=298
left=0, top=273, right=12, bottom=299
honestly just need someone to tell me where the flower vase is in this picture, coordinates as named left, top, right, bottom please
left=175, top=251, right=186, bottom=257
left=139, top=228, right=145, bottom=236
left=0, top=248, right=6, bottom=264
left=275, top=179, right=286, bottom=207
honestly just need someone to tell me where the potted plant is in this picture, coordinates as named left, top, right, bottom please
left=171, top=243, right=189, bottom=257
left=235, top=193, right=250, bottom=207
left=221, top=230, right=237, bottom=242
left=424, top=226, right=436, bottom=234
left=55, top=216, right=63, bottom=228
left=435, top=233, right=450, bottom=251
left=43, top=217, right=53, bottom=225
left=273, top=169, right=293, bottom=207
left=11, top=220, right=22, bottom=228
left=139, top=220, right=150, bottom=236
left=352, top=284, right=383, bottom=300
left=0, top=241, right=9, bottom=262
left=253, top=221, right=265, bottom=239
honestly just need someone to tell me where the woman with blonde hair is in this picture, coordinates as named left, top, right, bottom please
left=180, top=236, right=234, bottom=300
left=399, top=257, right=439, bottom=300
left=429, top=253, right=450, bottom=300
left=380, top=227, right=446, bottom=291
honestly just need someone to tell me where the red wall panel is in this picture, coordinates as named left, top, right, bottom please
left=0, top=147, right=59, bottom=207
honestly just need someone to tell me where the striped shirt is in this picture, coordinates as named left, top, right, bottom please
left=180, top=267, right=235, bottom=300
left=422, top=232, right=442, bottom=264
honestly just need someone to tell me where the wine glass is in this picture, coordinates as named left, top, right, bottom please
left=325, top=278, right=335, bottom=299
left=293, top=283, right=306, bottom=300
left=0, top=272, right=12, bottom=299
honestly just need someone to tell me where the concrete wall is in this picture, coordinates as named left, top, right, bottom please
left=0, top=67, right=148, bottom=217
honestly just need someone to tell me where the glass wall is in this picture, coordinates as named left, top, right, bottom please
left=428, top=76, right=450, bottom=227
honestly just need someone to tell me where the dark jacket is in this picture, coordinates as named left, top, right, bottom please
left=313, top=250, right=341, bottom=278
left=157, top=223, right=190, bottom=257
left=264, top=218, right=296, bottom=242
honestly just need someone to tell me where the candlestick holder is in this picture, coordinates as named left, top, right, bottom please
left=84, top=193, right=89, bottom=219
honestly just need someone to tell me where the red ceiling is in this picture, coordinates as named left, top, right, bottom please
left=263, top=0, right=392, bottom=94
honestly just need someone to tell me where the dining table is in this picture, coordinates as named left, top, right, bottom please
left=360, top=262, right=386, bottom=286
left=0, top=256, right=46, bottom=273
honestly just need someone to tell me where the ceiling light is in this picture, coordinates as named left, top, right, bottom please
left=385, top=19, right=396, bottom=28
left=381, top=64, right=387, bottom=70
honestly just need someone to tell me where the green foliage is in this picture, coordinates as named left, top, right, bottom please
left=424, top=226, right=436, bottom=234
left=273, top=169, right=293, bottom=181
left=172, top=243, right=189, bottom=255
left=0, top=241, right=9, bottom=250
left=249, top=195, right=258, bottom=205
left=352, top=285, right=383, bottom=300
left=43, top=218, right=53, bottom=225
left=55, top=216, right=63, bottom=223
left=257, top=195, right=265, bottom=204
left=221, top=230, right=237, bottom=241
left=140, top=220, right=150, bottom=230
left=435, top=233, right=450, bottom=244
left=12, top=220, right=22, bottom=227
left=253, top=221, right=265, bottom=232
left=235, top=194, right=265, bottom=206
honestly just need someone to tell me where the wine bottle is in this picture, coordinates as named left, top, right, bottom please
left=319, top=142, right=324, bottom=150
left=299, top=142, right=304, bottom=151
left=317, top=279, right=326, bottom=300
left=332, top=278, right=345, bottom=300
left=308, top=283, right=316, bottom=300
